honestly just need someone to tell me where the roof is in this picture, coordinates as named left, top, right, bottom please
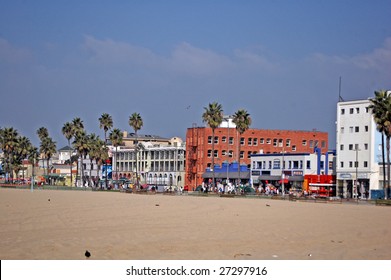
left=58, top=145, right=73, bottom=151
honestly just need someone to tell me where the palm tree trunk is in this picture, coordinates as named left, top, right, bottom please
left=238, top=133, right=241, bottom=190
left=69, top=140, right=72, bottom=187
left=212, top=129, right=215, bottom=191
left=387, top=136, right=390, bottom=200
left=382, top=134, right=386, bottom=199
left=76, top=155, right=79, bottom=187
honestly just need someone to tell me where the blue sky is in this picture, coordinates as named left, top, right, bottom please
left=1, top=0, right=391, bottom=149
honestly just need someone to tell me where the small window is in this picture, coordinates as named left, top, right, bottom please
left=340, top=161, right=344, bottom=168
left=214, top=150, right=218, bottom=157
left=364, top=161, right=368, bottom=167
left=286, top=139, right=291, bottom=147
left=273, top=139, right=278, bottom=147
left=207, top=150, right=212, bottom=157
left=356, top=107, right=360, bottom=113
left=302, top=140, right=307, bottom=146
left=349, top=161, right=353, bottom=168
left=260, top=138, right=264, bottom=144
left=292, top=145, right=296, bottom=151
left=364, top=143, right=368, bottom=150
left=341, top=108, right=345, bottom=115
left=350, top=108, right=354, bottom=114
left=355, top=126, right=359, bottom=133
left=340, top=144, right=344, bottom=151
left=208, top=136, right=212, bottom=144
left=240, top=137, right=245, bottom=145
left=278, top=139, right=283, bottom=147
left=365, top=126, right=368, bottom=132
left=306, top=160, right=311, bottom=169
left=366, top=107, right=369, bottom=113
left=214, top=136, right=219, bottom=144
left=341, top=127, right=345, bottom=133
left=349, top=144, right=353, bottom=150
left=222, top=136, right=227, bottom=143
left=248, top=138, right=252, bottom=146
left=266, top=138, right=271, bottom=144
left=229, top=137, right=234, bottom=145
left=253, top=138, right=258, bottom=146
left=349, top=126, right=353, bottom=133
left=355, top=144, right=359, bottom=150
left=240, top=151, right=244, bottom=159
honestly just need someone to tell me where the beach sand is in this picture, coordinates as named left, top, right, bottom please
left=0, top=188, right=390, bottom=260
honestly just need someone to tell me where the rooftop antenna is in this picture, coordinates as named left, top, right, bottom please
left=338, top=76, right=344, bottom=102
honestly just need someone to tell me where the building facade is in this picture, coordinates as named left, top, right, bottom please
left=111, top=137, right=186, bottom=188
left=336, top=99, right=385, bottom=199
left=186, top=119, right=329, bottom=189
left=250, top=150, right=335, bottom=194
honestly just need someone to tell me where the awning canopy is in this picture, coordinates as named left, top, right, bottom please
left=202, top=171, right=250, bottom=179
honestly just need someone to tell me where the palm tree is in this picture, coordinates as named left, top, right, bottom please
left=16, top=136, right=31, bottom=181
left=62, top=122, right=74, bottom=186
left=99, top=113, right=113, bottom=188
left=109, top=128, right=123, bottom=182
left=71, top=118, right=84, bottom=186
left=40, top=137, right=57, bottom=178
left=369, top=90, right=391, bottom=199
left=232, top=109, right=252, bottom=190
left=202, top=102, right=224, bottom=191
left=73, top=130, right=88, bottom=188
left=27, top=145, right=39, bottom=186
left=36, top=127, right=49, bottom=176
left=129, top=113, right=143, bottom=188
left=2, top=127, right=19, bottom=182
left=88, top=135, right=106, bottom=188
left=87, top=133, right=100, bottom=185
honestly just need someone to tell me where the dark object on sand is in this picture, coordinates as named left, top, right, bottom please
left=85, top=250, right=91, bottom=258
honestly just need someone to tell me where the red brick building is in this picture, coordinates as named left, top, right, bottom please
left=185, top=126, right=328, bottom=189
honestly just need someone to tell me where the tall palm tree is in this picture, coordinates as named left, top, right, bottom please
left=27, top=145, right=39, bottom=185
left=36, top=127, right=49, bottom=176
left=88, top=135, right=106, bottom=187
left=16, top=136, right=31, bottom=181
left=2, top=127, right=19, bottom=182
left=232, top=109, right=252, bottom=190
left=109, top=128, right=123, bottom=182
left=40, top=137, right=57, bottom=178
left=202, top=102, right=224, bottom=191
left=99, top=113, right=113, bottom=188
left=73, top=130, right=89, bottom=188
left=87, top=133, right=100, bottom=184
left=62, top=122, right=74, bottom=186
left=71, top=118, right=84, bottom=186
left=369, top=90, right=391, bottom=199
left=129, top=113, right=143, bottom=187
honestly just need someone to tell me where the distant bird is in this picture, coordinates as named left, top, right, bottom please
left=266, top=204, right=270, bottom=207
left=186, top=105, right=191, bottom=109
left=85, top=250, right=91, bottom=259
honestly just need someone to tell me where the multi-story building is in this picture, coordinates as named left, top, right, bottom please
left=186, top=118, right=329, bottom=189
left=250, top=149, right=336, bottom=194
left=111, top=136, right=186, bottom=188
left=336, top=99, right=385, bottom=199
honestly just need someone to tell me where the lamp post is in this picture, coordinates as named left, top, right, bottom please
left=355, top=147, right=360, bottom=201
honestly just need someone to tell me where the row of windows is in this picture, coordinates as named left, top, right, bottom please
left=340, top=126, right=369, bottom=133
left=340, top=107, right=370, bottom=115
left=340, top=161, right=368, bottom=168
left=340, top=143, right=369, bottom=151
left=253, top=160, right=328, bottom=170
left=207, top=150, right=258, bottom=159
left=208, top=136, right=326, bottom=148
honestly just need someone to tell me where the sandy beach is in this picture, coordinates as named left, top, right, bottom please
left=0, top=188, right=390, bottom=260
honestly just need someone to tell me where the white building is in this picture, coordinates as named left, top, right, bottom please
left=250, top=150, right=335, bottom=191
left=111, top=137, right=186, bottom=188
left=336, top=99, right=385, bottom=199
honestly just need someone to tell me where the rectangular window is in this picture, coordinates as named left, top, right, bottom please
left=266, top=138, right=271, bottom=144
left=340, top=144, right=344, bottom=151
left=229, top=137, right=234, bottom=145
left=278, top=139, right=283, bottom=147
left=253, top=138, right=258, bottom=146
left=286, top=139, right=291, bottom=147
left=349, top=126, right=353, bottom=133
left=364, top=161, right=368, bottom=167
left=350, top=108, right=354, bottom=114
left=214, top=136, right=218, bottom=144
left=340, top=161, right=344, bottom=168
left=222, top=136, right=227, bottom=143
left=214, top=150, right=218, bottom=157
left=228, top=150, right=233, bottom=158
left=260, top=138, right=264, bottom=144
left=355, top=126, right=359, bottom=132
left=207, top=150, right=212, bottom=157
left=247, top=151, right=252, bottom=158
left=309, top=140, right=314, bottom=148
left=349, top=161, right=353, bottom=168
left=273, top=139, right=278, bottom=147
left=302, top=140, right=307, bottom=146
left=292, top=145, right=296, bottom=151
left=356, top=107, right=360, bottom=113
left=354, top=161, right=358, bottom=168
left=341, top=127, right=344, bottom=133
left=240, top=151, right=244, bottom=159
left=355, top=144, right=359, bottom=150
left=240, top=137, right=245, bottom=145
left=208, top=136, right=212, bottom=144
left=349, top=144, right=353, bottom=150
left=306, top=160, right=311, bottom=169
left=365, top=126, right=369, bottom=132
left=364, top=143, right=368, bottom=150
left=341, top=108, right=345, bottom=115
left=248, top=138, right=252, bottom=146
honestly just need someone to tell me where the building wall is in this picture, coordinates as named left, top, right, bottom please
left=186, top=125, right=328, bottom=189
left=336, top=99, right=381, bottom=198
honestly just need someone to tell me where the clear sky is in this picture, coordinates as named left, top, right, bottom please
left=1, top=0, right=390, bottom=149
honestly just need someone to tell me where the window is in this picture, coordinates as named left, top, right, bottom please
left=208, top=136, right=212, bottom=144
left=273, top=139, right=278, bottom=147
left=366, top=107, right=369, bottom=113
left=214, top=150, right=218, bottom=157
left=286, top=139, right=291, bottom=147
left=355, top=126, right=359, bottom=133
left=222, top=136, right=227, bottom=143
left=229, top=137, right=234, bottom=145
left=341, top=108, right=345, bottom=115
left=349, top=144, right=353, bottom=150
left=222, top=150, right=226, bottom=156
left=207, top=150, right=212, bottom=157
left=247, top=151, right=252, bottom=158
left=356, top=107, right=360, bottom=114
left=349, top=126, right=353, bottom=133
left=260, top=138, right=264, bottom=144
left=306, top=160, right=311, bottom=169
left=292, top=145, right=297, bottom=151
left=268, top=161, right=272, bottom=169
left=248, top=138, right=252, bottom=146
left=350, top=108, right=354, bottom=114
left=340, top=162, right=344, bottom=168
left=341, top=127, right=344, bottom=133
left=354, top=161, right=358, bottom=168
left=364, top=161, right=368, bottom=167
left=340, top=144, right=344, bottom=151
left=349, top=161, right=353, bottom=168
left=309, top=140, right=314, bottom=148
left=273, top=159, right=281, bottom=169
left=321, top=141, right=326, bottom=148
left=364, top=143, right=368, bottom=150
left=365, top=126, right=368, bottom=132
left=240, top=137, right=245, bottom=145
left=279, top=139, right=283, bottom=147
left=302, top=140, right=307, bottom=146
left=266, top=138, right=271, bottom=144
left=355, top=144, right=359, bottom=150
left=228, top=150, right=233, bottom=158
left=253, top=138, right=258, bottom=146
left=240, top=151, right=244, bottom=159
left=214, top=136, right=219, bottom=144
